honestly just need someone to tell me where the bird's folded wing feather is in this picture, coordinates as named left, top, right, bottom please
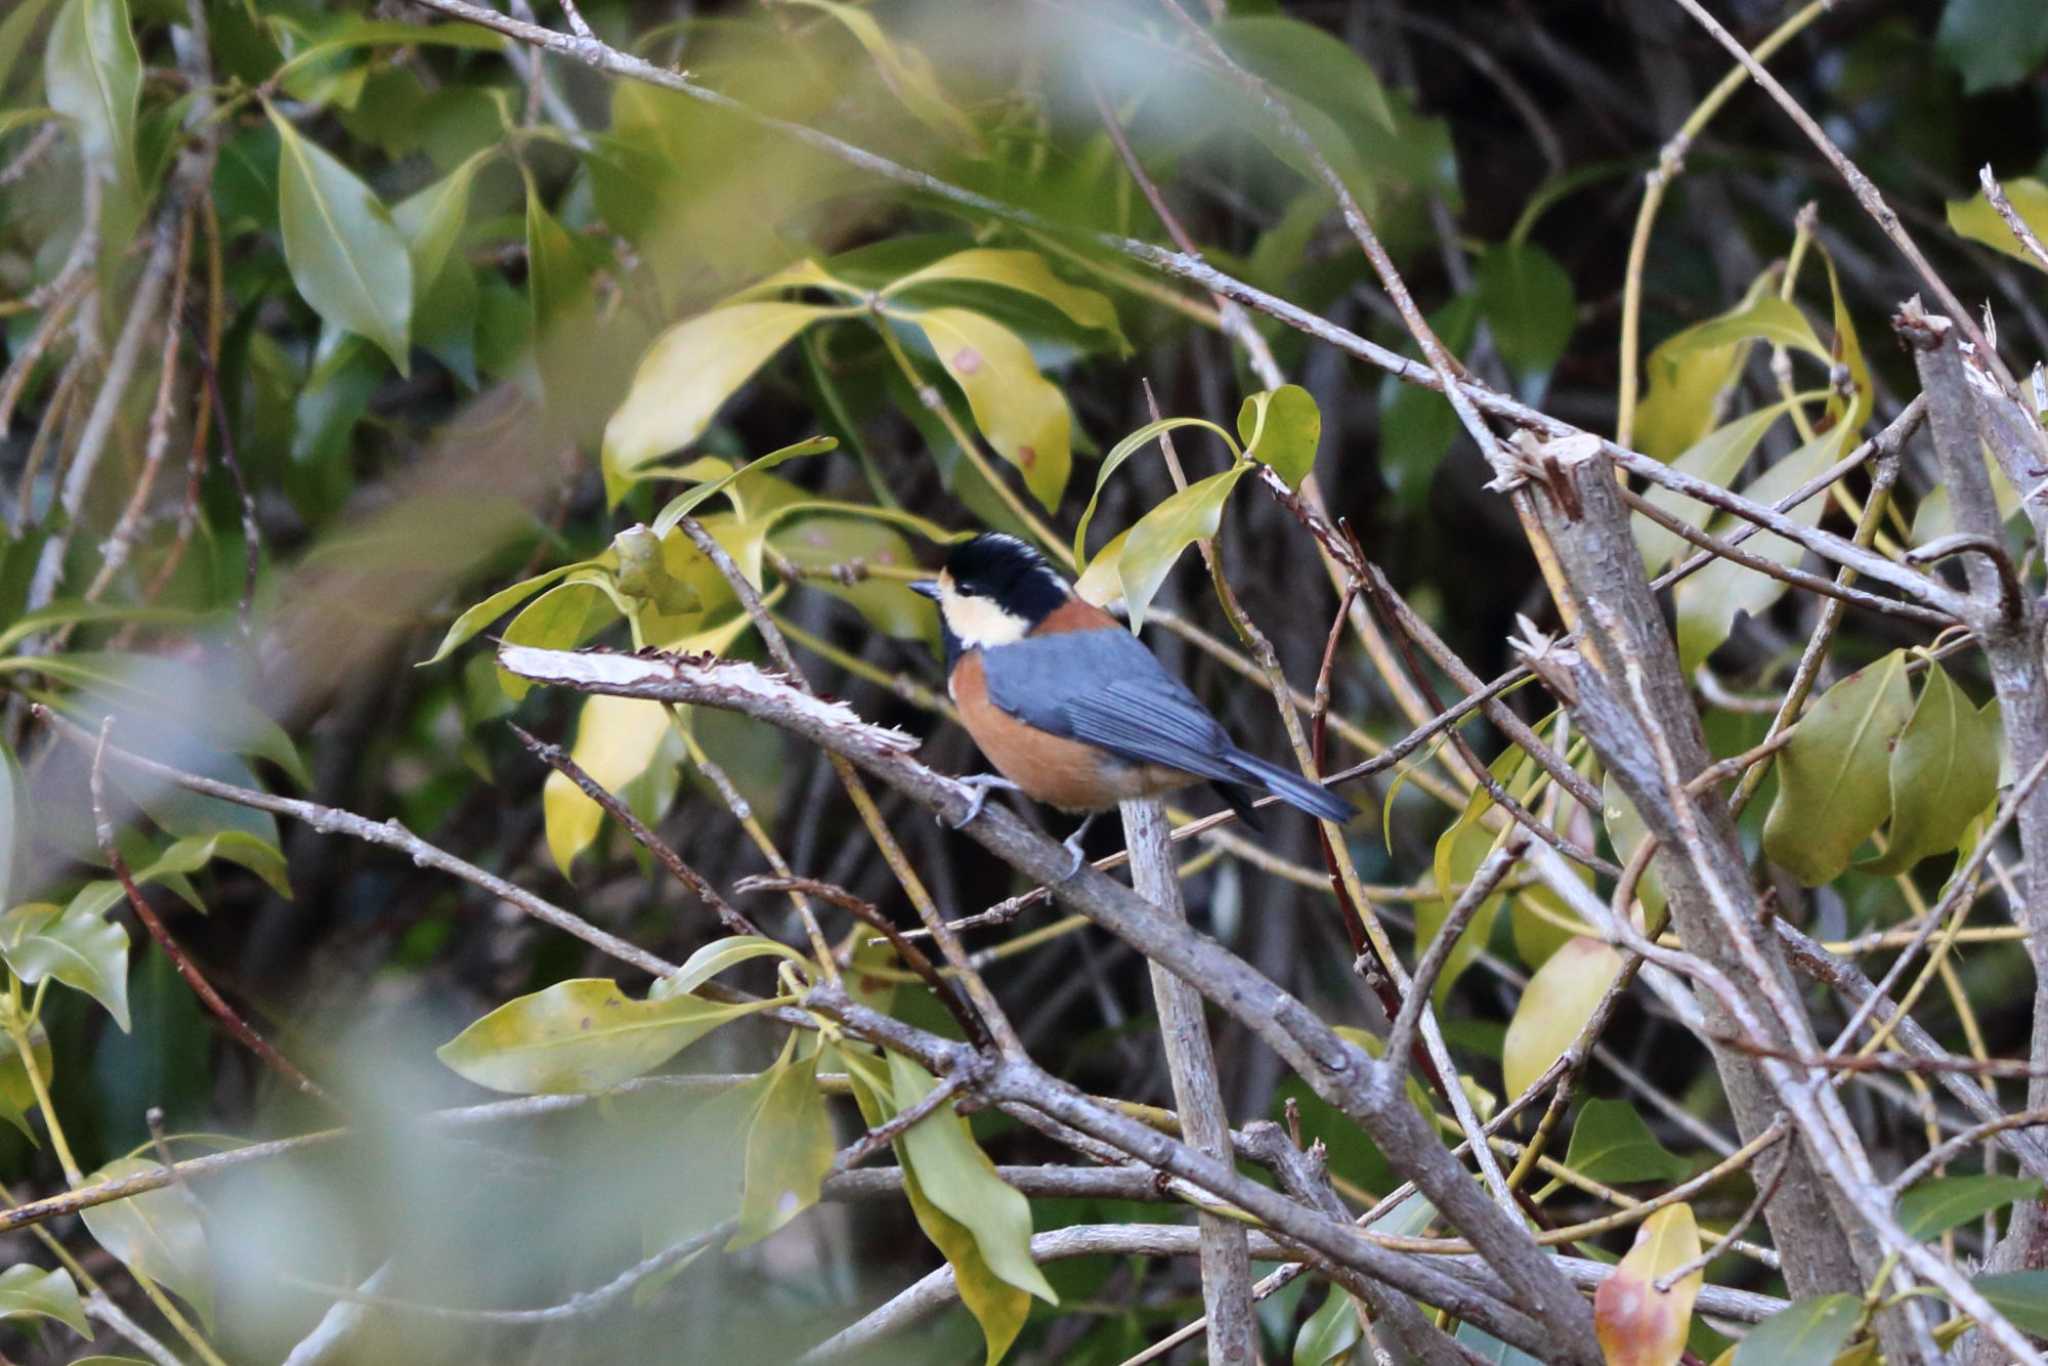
left=982, top=630, right=1245, bottom=783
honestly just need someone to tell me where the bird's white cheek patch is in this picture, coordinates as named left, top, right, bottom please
left=943, top=595, right=1030, bottom=648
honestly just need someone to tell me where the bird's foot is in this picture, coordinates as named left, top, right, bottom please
left=945, top=773, right=1022, bottom=829
left=1059, top=812, right=1101, bottom=879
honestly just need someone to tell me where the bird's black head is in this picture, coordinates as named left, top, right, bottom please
left=910, top=534, right=1071, bottom=663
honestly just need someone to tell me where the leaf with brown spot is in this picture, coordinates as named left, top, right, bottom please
left=1594, top=1203, right=1702, bottom=1366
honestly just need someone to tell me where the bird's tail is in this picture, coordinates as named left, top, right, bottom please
left=1222, top=750, right=1354, bottom=823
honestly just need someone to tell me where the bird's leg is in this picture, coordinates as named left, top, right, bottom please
left=1060, top=811, right=1101, bottom=879
left=945, top=773, right=1022, bottom=829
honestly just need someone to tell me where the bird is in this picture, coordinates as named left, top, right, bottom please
left=910, top=533, right=1353, bottom=875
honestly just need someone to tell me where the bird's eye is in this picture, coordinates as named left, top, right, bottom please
left=955, top=584, right=978, bottom=598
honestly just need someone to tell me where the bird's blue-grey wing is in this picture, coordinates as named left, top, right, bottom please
left=981, top=630, right=1245, bottom=783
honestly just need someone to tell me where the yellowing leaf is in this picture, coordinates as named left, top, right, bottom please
left=1594, top=1203, right=1702, bottom=1366
left=1074, top=527, right=1130, bottom=608
left=730, top=1052, right=836, bottom=1248
left=81, top=1159, right=211, bottom=1325
left=907, top=307, right=1073, bottom=511
left=649, top=435, right=838, bottom=537
left=602, top=303, right=834, bottom=491
left=1632, top=402, right=1794, bottom=573
left=1948, top=178, right=2048, bottom=270
left=1237, top=385, right=1321, bottom=489
left=1425, top=738, right=1543, bottom=999
left=543, top=696, right=684, bottom=876
left=496, top=573, right=626, bottom=702
left=1634, top=274, right=1782, bottom=460
left=781, top=0, right=983, bottom=153
left=1115, top=467, right=1248, bottom=633
left=1865, top=662, right=2001, bottom=874
left=436, top=978, right=782, bottom=1094
left=1074, top=417, right=1240, bottom=566
left=269, top=103, right=412, bottom=372
left=884, top=248, right=1122, bottom=342
left=1502, top=937, right=1622, bottom=1100
left=420, top=561, right=591, bottom=667
left=1763, top=650, right=1913, bottom=886
left=44, top=0, right=138, bottom=187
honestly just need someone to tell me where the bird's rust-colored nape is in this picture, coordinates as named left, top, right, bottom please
left=1032, top=595, right=1119, bottom=635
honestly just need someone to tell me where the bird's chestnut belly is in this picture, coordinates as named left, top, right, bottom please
left=951, top=653, right=1191, bottom=811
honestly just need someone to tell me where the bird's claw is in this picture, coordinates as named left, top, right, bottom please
left=945, top=774, right=1020, bottom=829
left=1058, top=811, right=1100, bottom=879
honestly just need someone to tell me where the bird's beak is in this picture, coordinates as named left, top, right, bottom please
left=909, top=580, right=942, bottom=601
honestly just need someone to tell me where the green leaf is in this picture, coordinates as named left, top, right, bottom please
left=844, top=1054, right=1030, bottom=1365
left=1423, top=740, right=1538, bottom=1000
left=1632, top=403, right=1794, bottom=573
left=649, top=436, right=838, bottom=537
left=1236, top=385, right=1321, bottom=489
left=0, top=897, right=130, bottom=1031
left=1565, top=1099, right=1691, bottom=1185
left=730, top=1051, right=836, bottom=1247
left=1600, top=771, right=1665, bottom=928
left=1865, top=662, right=2001, bottom=874
left=1114, top=466, right=1249, bottom=633
left=905, top=307, right=1073, bottom=511
left=495, top=573, right=623, bottom=704
left=1477, top=243, right=1575, bottom=388
left=1729, top=1294, right=1861, bottom=1366
left=779, top=0, right=982, bottom=152
left=1074, top=417, right=1240, bottom=566
left=1936, top=0, right=2048, bottom=94
left=1673, top=424, right=1853, bottom=672
left=1947, top=177, right=2048, bottom=270
left=1376, top=293, right=1480, bottom=508
left=1897, top=1174, right=2042, bottom=1240
left=1972, top=1270, right=2048, bottom=1337
left=1762, top=650, right=1913, bottom=886
left=436, top=978, right=783, bottom=1095
left=1502, top=937, right=1623, bottom=1101
left=883, top=248, right=1122, bottom=343
left=0, top=742, right=23, bottom=908
left=603, top=304, right=834, bottom=494
left=133, top=830, right=292, bottom=900
left=889, top=1053, right=1057, bottom=1304
left=0, top=1264, right=88, bottom=1336
left=393, top=147, right=488, bottom=296
left=419, top=562, right=589, bottom=667
left=0, top=1020, right=51, bottom=1142
left=1292, top=1285, right=1361, bottom=1366
left=0, top=601, right=199, bottom=655
left=44, top=0, right=138, bottom=187
left=269, top=102, right=412, bottom=372
left=269, top=18, right=504, bottom=91
left=0, top=0, right=56, bottom=95
left=80, top=1158, right=211, bottom=1324
left=771, top=514, right=936, bottom=642
left=653, top=934, right=811, bottom=1000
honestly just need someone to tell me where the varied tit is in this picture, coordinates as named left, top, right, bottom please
left=911, top=533, right=1353, bottom=874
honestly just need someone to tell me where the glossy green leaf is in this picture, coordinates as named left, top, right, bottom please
left=1633, top=274, right=1782, bottom=461
left=0, top=897, right=130, bottom=1030
left=1565, top=1099, right=1692, bottom=1186
left=1936, top=0, right=2048, bottom=94
left=906, top=307, right=1072, bottom=511
left=1673, top=424, right=1852, bottom=672
left=0, top=1020, right=51, bottom=1141
left=436, top=978, right=783, bottom=1094
left=1763, top=650, right=1912, bottom=886
left=1115, top=466, right=1249, bottom=634
left=0, top=1264, right=88, bottom=1336
left=1729, top=1294, right=1861, bottom=1366
left=1972, top=1269, right=2048, bottom=1337
left=781, top=0, right=982, bottom=151
left=1503, top=937, right=1623, bottom=1101
left=1453, top=1325, right=1545, bottom=1365
left=603, top=305, right=833, bottom=493
left=393, top=147, right=488, bottom=294
left=884, top=248, right=1121, bottom=341
left=1947, top=177, right=2048, bottom=270
left=45, top=0, right=138, bottom=186
left=649, top=436, right=838, bottom=537
left=889, top=1053, right=1057, bottom=1304
left=730, top=1052, right=836, bottom=1248
left=133, top=830, right=292, bottom=900
left=0, top=743, right=22, bottom=908
left=1632, top=402, right=1794, bottom=573
left=81, top=1158, right=211, bottom=1323
left=1292, top=1284, right=1361, bottom=1366
left=1897, top=1174, right=2042, bottom=1240
left=270, top=18, right=504, bottom=90
left=1236, top=385, right=1321, bottom=489
left=494, top=573, right=623, bottom=704
left=1477, top=242, right=1575, bottom=386
left=1865, top=662, right=2001, bottom=874
left=419, top=561, right=590, bottom=667
left=269, top=103, right=412, bottom=371
left=1074, top=417, right=1240, bottom=566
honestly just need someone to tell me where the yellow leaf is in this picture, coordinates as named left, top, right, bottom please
left=1502, top=937, right=1623, bottom=1100
left=884, top=248, right=1123, bottom=343
left=906, top=307, right=1073, bottom=511
left=1594, top=1203, right=1702, bottom=1366
left=1947, top=178, right=2048, bottom=271
left=602, top=302, right=835, bottom=493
